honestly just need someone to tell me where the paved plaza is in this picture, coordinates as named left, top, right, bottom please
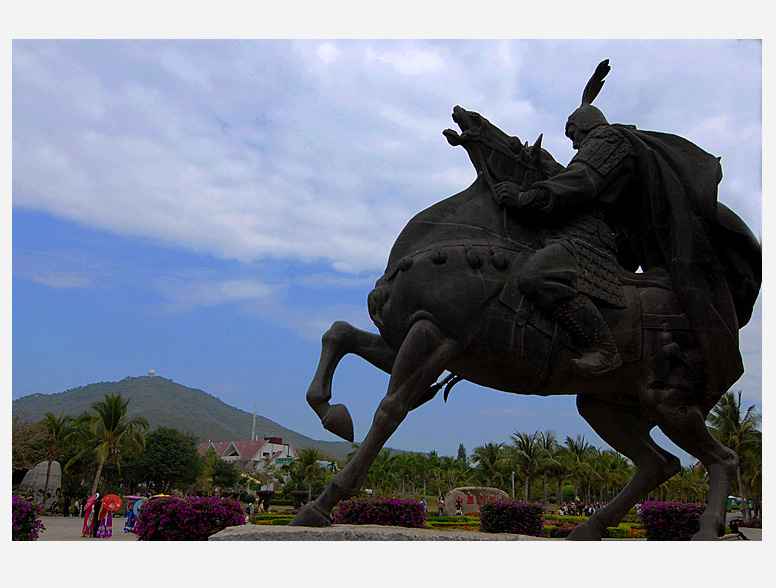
left=35, top=512, right=761, bottom=541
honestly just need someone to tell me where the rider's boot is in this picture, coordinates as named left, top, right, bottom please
left=554, top=295, right=622, bottom=377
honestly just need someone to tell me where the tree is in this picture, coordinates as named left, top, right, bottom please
left=706, top=390, right=761, bottom=522
left=203, top=451, right=242, bottom=493
left=70, top=393, right=149, bottom=496
left=294, top=448, right=325, bottom=502
left=123, top=427, right=202, bottom=493
left=40, top=411, right=75, bottom=504
left=537, top=430, right=561, bottom=506
left=12, top=414, right=48, bottom=473
left=506, top=432, right=546, bottom=501
left=563, top=435, right=595, bottom=501
left=457, top=443, right=467, bottom=462
left=390, top=453, right=416, bottom=498
left=365, top=449, right=393, bottom=496
left=471, top=442, right=504, bottom=488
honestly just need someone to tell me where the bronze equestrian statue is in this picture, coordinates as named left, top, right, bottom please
left=289, top=60, right=761, bottom=540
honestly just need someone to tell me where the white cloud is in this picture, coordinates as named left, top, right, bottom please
left=12, top=40, right=761, bottom=274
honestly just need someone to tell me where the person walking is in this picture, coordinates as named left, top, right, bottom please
left=437, top=496, right=445, bottom=517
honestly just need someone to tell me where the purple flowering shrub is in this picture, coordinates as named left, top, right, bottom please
left=332, top=497, right=427, bottom=528
left=12, top=496, right=45, bottom=541
left=479, top=500, right=545, bottom=537
left=544, top=520, right=581, bottom=538
left=135, top=496, right=246, bottom=541
left=638, top=501, right=706, bottom=540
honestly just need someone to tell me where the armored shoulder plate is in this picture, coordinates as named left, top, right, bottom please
left=571, top=126, right=634, bottom=177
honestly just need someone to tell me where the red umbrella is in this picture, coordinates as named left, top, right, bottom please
left=102, top=494, right=123, bottom=511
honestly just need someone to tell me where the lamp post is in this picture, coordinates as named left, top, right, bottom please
left=511, top=471, right=515, bottom=499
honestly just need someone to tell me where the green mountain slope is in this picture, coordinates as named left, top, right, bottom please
left=11, top=376, right=358, bottom=461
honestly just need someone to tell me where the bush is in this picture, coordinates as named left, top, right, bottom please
left=479, top=500, right=545, bottom=537
left=12, top=497, right=45, bottom=541
left=426, top=515, right=480, bottom=531
left=251, top=513, right=294, bottom=526
left=135, top=496, right=246, bottom=540
left=638, top=501, right=706, bottom=541
left=544, top=521, right=579, bottom=538
left=332, top=497, right=427, bottom=528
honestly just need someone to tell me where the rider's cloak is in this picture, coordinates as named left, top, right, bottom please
left=530, top=123, right=760, bottom=396
left=609, top=125, right=759, bottom=396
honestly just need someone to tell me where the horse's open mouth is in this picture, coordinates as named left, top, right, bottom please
left=444, top=105, right=479, bottom=145
left=443, top=128, right=462, bottom=146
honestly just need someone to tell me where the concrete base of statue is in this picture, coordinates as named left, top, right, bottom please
left=209, top=523, right=550, bottom=541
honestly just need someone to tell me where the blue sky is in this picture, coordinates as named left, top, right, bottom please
left=10, top=38, right=762, bottom=467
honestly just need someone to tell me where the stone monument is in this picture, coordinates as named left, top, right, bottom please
left=288, top=60, right=761, bottom=541
left=444, top=487, right=509, bottom=516
left=19, top=460, right=61, bottom=510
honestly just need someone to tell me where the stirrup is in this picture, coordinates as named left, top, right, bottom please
left=571, top=349, right=622, bottom=377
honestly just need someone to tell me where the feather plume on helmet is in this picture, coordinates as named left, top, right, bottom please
left=566, top=59, right=611, bottom=139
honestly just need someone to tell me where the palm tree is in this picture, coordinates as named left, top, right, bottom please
left=508, top=431, right=547, bottom=501
left=706, top=391, right=761, bottom=522
left=537, top=430, right=561, bottom=506
left=563, top=435, right=595, bottom=502
left=389, top=453, right=417, bottom=498
left=40, top=411, right=75, bottom=506
left=365, top=449, right=393, bottom=496
left=471, top=442, right=505, bottom=488
left=71, top=393, right=148, bottom=496
left=595, top=450, right=633, bottom=502
left=294, top=448, right=325, bottom=502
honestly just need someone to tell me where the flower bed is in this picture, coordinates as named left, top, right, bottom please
left=426, top=515, right=481, bottom=531
left=251, top=513, right=294, bottom=526
left=12, top=497, right=45, bottom=541
left=479, top=500, right=545, bottom=537
left=134, top=495, right=246, bottom=541
left=332, top=497, right=426, bottom=528
left=638, top=501, right=706, bottom=541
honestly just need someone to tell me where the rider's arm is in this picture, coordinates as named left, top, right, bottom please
left=516, top=126, right=636, bottom=215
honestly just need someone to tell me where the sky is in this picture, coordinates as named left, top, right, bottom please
left=9, top=34, right=763, bottom=468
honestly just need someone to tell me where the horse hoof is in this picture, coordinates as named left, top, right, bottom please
left=288, top=504, right=332, bottom=527
left=566, top=523, right=602, bottom=541
left=322, top=403, right=355, bottom=442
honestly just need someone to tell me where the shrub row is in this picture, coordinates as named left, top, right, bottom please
left=134, top=496, right=246, bottom=540
left=479, top=500, right=545, bottom=537
left=251, top=514, right=294, bottom=526
left=12, top=497, right=45, bottom=541
left=638, top=501, right=705, bottom=541
left=332, top=497, right=426, bottom=528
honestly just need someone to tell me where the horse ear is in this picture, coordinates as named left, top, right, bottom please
left=530, top=134, right=543, bottom=164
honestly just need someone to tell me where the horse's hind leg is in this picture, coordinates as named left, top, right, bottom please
left=307, top=321, right=397, bottom=442
left=290, top=318, right=460, bottom=527
left=648, top=388, right=738, bottom=540
left=566, top=393, right=681, bottom=541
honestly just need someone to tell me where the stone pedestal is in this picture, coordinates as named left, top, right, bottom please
left=209, top=523, right=548, bottom=541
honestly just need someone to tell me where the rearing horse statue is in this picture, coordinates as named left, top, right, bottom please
left=288, top=105, right=760, bottom=540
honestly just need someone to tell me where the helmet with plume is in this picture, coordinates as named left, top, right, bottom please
left=565, top=59, right=611, bottom=139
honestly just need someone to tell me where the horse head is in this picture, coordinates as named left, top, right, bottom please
left=443, top=105, right=563, bottom=189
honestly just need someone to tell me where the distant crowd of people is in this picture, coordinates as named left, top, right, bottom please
left=556, top=501, right=608, bottom=517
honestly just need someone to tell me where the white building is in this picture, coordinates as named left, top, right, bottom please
left=197, top=437, right=297, bottom=491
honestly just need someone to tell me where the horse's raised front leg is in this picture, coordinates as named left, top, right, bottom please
left=307, top=321, right=397, bottom=442
left=566, top=393, right=681, bottom=541
left=290, top=318, right=460, bottom=527
left=648, top=387, right=738, bottom=540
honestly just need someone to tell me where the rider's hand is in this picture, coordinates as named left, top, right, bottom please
left=515, top=188, right=552, bottom=213
left=494, top=182, right=522, bottom=209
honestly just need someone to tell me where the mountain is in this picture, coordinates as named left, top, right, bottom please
left=11, top=376, right=359, bottom=461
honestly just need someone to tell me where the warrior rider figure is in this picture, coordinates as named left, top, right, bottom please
left=493, top=60, right=759, bottom=393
